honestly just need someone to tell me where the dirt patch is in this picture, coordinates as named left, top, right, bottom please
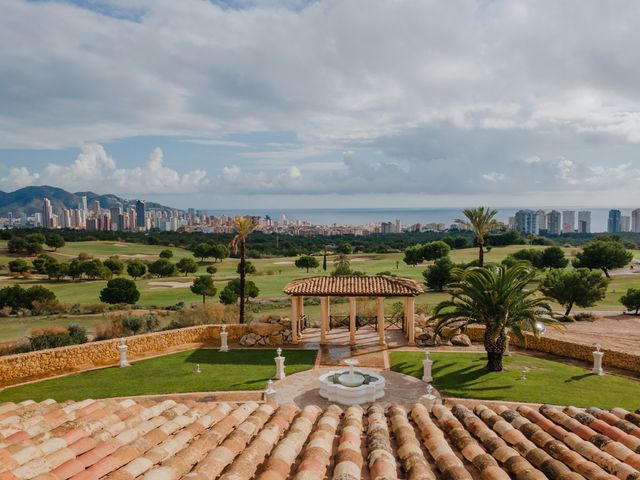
left=545, top=314, right=640, bottom=353
left=272, top=261, right=294, bottom=265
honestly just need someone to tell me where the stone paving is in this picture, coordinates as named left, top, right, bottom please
left=271, top=366, right=436, bottom=408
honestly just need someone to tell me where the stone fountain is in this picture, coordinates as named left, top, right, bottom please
left=318, top=359, right=385, bottom=405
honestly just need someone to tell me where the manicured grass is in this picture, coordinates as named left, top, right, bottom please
left=0, top=348, right=318, bottom=402
left=390, top=351, right=640, bottom=410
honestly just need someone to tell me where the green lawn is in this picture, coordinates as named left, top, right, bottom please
left=390, top=351, right=640, bottom=410
left=0, top=348, right=318, bottom=402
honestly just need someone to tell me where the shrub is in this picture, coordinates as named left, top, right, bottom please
left=620, top=288, right=640, bottom=315
left=29, top=325, right=87, bottom=351
left=100, top=278, right=140, bottom=305
left=8, top=259, right=31, bottom=274
left=121, top=315, right=144, bottom=335
left=31, top=298, right=66, bottom=315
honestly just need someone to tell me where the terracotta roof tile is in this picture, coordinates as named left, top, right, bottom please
left=5, top=398, right=640, bottom=479
left=283, top=275, right=424, bottom=296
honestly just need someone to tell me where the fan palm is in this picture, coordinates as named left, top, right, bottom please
left=432, top=263, right=559, bottom=371
left=456, top=207, right=500, bottom=267
left=230, top=215, right=257, bottom=324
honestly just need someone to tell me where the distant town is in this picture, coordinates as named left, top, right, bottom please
left=1, top=198, right=639, bottom=236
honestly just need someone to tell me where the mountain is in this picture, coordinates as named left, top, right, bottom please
left=0, top=186, right=179, bottom=216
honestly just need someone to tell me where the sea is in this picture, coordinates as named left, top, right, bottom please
left=205, top=207, right=631, bottom=233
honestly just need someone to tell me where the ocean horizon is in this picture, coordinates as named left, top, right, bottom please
left=204, top=207, right=635, bottom=233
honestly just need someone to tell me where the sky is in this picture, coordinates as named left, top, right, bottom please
left=1, top=0, right=640, bottom=209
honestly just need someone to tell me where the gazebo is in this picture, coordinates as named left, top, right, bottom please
left=283, top=275, right=424, bottom=347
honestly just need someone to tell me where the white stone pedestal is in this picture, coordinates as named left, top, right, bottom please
left=118, top=338, right=130, bottom=368
left=592, top=350, right=604, bottom=375
left=275, top=354, right=286, bottom=380
left=220, top=325, right=229, bottom=352
left=265, top=379, right=276, bottom=402
left=422, top=351, right=433, bottom=383
left=420, top=393, right=438, bottom=412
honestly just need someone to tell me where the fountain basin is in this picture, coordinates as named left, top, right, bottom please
left=318, top=370, right=385, bottom=405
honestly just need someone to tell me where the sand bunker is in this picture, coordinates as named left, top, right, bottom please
left=148, top=281, right=192, bottom=289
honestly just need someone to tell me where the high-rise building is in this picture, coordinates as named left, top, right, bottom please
left=608, top=209, right=622, bottom=233
left=621, top=215, right=631, bottom=232
left=42, top=198, right=53, bottom=229
left=632, top=209, right=640, bottom=233
left=536, top=210, right=547, bottom=230
left=81, top=196, right=88, bottom=213
left=577, top=211, right=591, bottom=234
left=515, top=209, right=538, bottom=235
left=562, top=210, right=575, bottom=233
left=546, top=210, right=561, bottom=235
left=110, top=204, right=123, bottom=231
left=92, top=200, right=100, bottom=215
left=135, top=200, right=146, bottom=229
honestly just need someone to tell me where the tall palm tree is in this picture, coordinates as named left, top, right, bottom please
left=456, top=207, right=500, bottom=267
left=230, top=215, right=257, bottom=324
left=432, top=263, right=559, bottom=371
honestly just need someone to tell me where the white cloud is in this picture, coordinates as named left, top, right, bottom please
left=2, top=167, right=40, bottom=189
left=0, top=144, right=209, bottom=195
left=482, top=172, right=506, bottom=182
left=2, top=1, right=640, bottom=205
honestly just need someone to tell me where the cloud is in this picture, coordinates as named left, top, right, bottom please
left=1, top=144, right=209, bottom=195
left=2, top=0, right=640, bottom=205
left=482, top=172, right=506, bottom=182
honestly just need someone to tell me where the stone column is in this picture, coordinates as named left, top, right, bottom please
left=320, top=296, right=328, bottom=345
left=291, top=296, right=298, bottom=344
left=326, top=296, right=331, bottom=334
left=219, top=324, right=229, bottom=352
left=422, top=351, right=433, bottom=382
left=403, top=296, right=408, bottom=333
left=275, top=348, right=286, bottom=380
left=407, top=296, right=416, bottom=346
left=377, top=297, right=386, bottom=347
left=118, top=338, right=130, bottom=368
left=349, top=297, right=356, bottom=346
left=593, top=347, right=604, bottom=375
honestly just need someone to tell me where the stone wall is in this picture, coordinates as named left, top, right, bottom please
left=0, top=321, right=289, bottom=388
left=466, top=326, right=640, bottom=373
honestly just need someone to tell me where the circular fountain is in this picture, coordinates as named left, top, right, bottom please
left=318, top=359, right=385, bottom=405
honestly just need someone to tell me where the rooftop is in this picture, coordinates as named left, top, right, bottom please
left=283, top=275, right=424, bottom=297
left=2, top=397, right=640, bottom=480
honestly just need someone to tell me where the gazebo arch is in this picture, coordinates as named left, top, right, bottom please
left=283, top=275, right=424, bottom=347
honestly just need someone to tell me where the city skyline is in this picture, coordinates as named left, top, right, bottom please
left=2, top=1, right=640, bottom=208
left=12, top=195, right=640, bottom=236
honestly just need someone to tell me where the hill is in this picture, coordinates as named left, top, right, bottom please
left=0, top=186, right=178, bottom=216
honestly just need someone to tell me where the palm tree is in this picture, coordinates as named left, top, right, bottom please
left=432, top=263, right=559, bottom=371
left=455, top=207, right=500, bottom=267
left=230, top=215, right=257, bottom=324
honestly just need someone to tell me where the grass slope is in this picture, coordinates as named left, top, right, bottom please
left=0, top=348, right=317, bottom=402
left=390, top=351, right=640, bottom=410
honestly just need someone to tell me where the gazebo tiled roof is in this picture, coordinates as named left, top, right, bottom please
left=3, top=397, right=640, bottom=479
left=283, top=275, right=424, bottom=297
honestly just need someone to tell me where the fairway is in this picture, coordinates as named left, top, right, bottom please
left=0, top=242, right=637, bottom=343
left=390, top=351, right=640, bottom=411
left=0, top=348, right=318, bottom=402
